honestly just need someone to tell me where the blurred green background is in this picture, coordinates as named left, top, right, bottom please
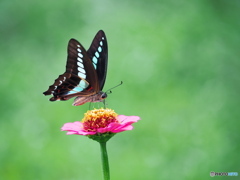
left=1, top=0, right=239, bottom=179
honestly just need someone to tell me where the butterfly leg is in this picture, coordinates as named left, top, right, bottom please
left=103, top=99, right=107, bottom=109
left=88, top=102, right=92, bottom=110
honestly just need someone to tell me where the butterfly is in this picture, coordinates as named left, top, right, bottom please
left=43, top=30, right=108, bottom=106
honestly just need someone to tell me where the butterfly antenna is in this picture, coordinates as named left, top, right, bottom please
left=105, top=81, right=123, bottom=94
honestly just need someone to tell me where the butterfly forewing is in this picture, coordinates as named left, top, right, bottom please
left=87, top=30, right=108, bottom=90
left=43, top=30, right=108, bottom=105
left=66, top=39, right=99, bottom=92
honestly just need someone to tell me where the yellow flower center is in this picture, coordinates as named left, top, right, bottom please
left=82, top=108, right=118, bottom=132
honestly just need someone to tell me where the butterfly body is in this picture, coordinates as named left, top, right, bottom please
left=43, top=30, right=108, bottom=106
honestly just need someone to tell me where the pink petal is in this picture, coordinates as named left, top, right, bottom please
left=117, top=115, right=140, bottom=123
left=61, top=121, right=96, bottom=135
left=97, top=128, right=109, bottom=133
left=97, top=123, right=120, bottom=133
left=110, top=123, right=134, bottom=133
left=77, top=131, right=96, bottom=135
left=66, top=131, right=79, bottom=135
left=61, top=121, right=82, bottom=131
left=97, top=116, right=139, bottom=133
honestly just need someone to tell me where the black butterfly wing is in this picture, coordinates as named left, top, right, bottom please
left=87, top=30, right=108, bottom=90
left=43, top=39, right=99, bottom=101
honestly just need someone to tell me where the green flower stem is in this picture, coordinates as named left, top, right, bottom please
left=99, top=141, right=110, bottom=180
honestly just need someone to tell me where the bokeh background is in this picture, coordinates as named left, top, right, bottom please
left=1, top=0, right=239, bottom=179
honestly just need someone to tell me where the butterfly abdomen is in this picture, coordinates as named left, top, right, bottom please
left=73, top=91, right=107, bottom=106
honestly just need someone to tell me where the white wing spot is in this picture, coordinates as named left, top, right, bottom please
left=93, top=56, right=98, bottom=64
left=63, top=77, right=66, bottom=81
left=77, top=48, right=82, bottom=52
left=98, top=46, right=102, bottom=52
left=77, top=57, right=83, bottom=63
left=77, top=62, right=86, bottom=73
left=54, top=86, right=57, bottom=90
left=100, top=41, right=103, bottom=46
left=78, top=67, right=86, bottom=74
left=78, top=72, right=86, bottom=79
left=95, top=51, right=99, bottom=58
left=77, top=61, right=83, bottom=68
left=79, top=80, right=88, bottom=88
left=66, top=86, right=83, bottom=94
left=102, top=37, right=105, bottom=40
left=78, top=62, right=84, bottom=68
left=78, top=53, right=83, bottom=58
left=73, top=87, right=83, bottom=92
left=59, top=80, right=62, bottom=85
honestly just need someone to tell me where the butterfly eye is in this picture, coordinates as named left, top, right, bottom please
left=101, top=93, right=107, bottom=99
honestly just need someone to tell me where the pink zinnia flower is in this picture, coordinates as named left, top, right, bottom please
left=61, top=108, right=140, bottom=136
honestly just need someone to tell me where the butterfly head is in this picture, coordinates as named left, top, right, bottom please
left=94, top=91, right=108, bottom=102
left=101, top=92, right=108, bottom=99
